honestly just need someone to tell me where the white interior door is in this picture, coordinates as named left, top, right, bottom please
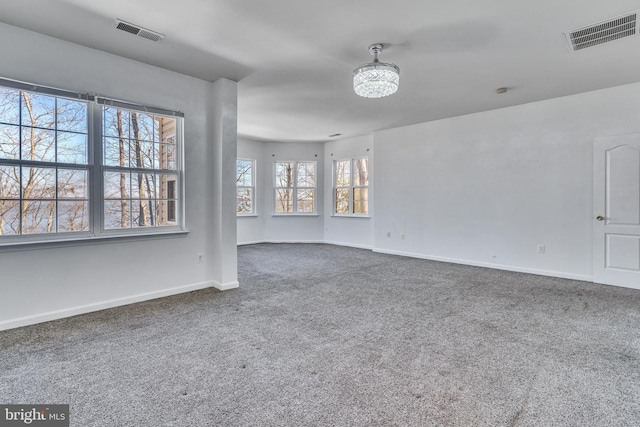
left=593, top=134, right=640, bottom=289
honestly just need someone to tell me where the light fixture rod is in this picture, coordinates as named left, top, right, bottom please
left=368, top=43, right=383, bottom=62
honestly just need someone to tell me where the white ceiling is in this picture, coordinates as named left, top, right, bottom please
left=2, top=0, right=640, bottom=143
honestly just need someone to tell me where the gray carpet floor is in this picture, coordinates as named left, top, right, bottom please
left=1, top=243, right=639, bottom=426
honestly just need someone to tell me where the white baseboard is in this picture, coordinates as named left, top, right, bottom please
left=264, top=239, right=325, bottom=244
left=239, top=239, right=326, bottom=245
left=0, top=281, right=218, bottom=332
left=213, top=280, right=239, bottom=291
left=372, top=248, right=593, bottom=282
left=237, top=240, right=264, bottom=246
left=324, top=240, right=373, bottom=250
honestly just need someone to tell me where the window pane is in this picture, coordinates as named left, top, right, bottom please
left=104, top=200, right=130, bottom=229
left=58, top=169, right=88, bottom=199
left=166, top=179, right=176, bottom=223
left=0, top=200, right=20, bottom=235
left=155, top=143, right=174, bottom=170
left=57, top=131, right=87, bottom=164
left=156, top=200, right=176, bottom=225
left=104, top=171, right=130, bottom=199
left=131, top=172, right=156, bottom=199
left=275, top=188, right=293, bottom=213
left=237, top=188, right=252, bottom=213
left=354, top=158, right=368, bottom=186
left=22, top=167, right=56, bottom=199
left=103, top=107, right=130, bottom=139
left=157, top=174, right=176, bottom=200
left=236, top=160, right=253, bottom=186
left=57, top=99, right=87, bottom=133
left=297, top=189, right=315, bottom=213
left=166, top=140, right=176, bottom=170
left=275, top=162, right=294, bottom=187
left=22, top=128, right=56, bottom=162
left=21, top=93, right=55, bottom=129
left=297, top=162, right=315, bottom=187
left=130, top=112, right=155, bottom=142
left=0, top=124, right=19, bottom=160
left=103, top=137, right=131, bottom=167
left=58, top=201, right=89, bottom=232
left=354, top=188, right=369, bottom=214
left=131, top=139, right=153, bottom=169
left=0, top=87, right=20, bottom=125
left=22, top=200, right=56, bottom=234
left=336, top=160, right=350, bottom=186
left=131, top=199, right=155, bottom=227
left=0, top=165, right=20, bottom=198
left=335, top=188, right=349, bottom=214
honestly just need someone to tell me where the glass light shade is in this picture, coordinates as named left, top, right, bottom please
left=353, top=62, right=400, bottom=98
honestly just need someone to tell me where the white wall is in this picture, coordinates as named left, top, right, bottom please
left=262, top=141, right=325, bottom=242
left=237, top=138, right=266, bottom=244
left=0, top=23, right=237, bottom=330
left=374, top=82, right=640, bottom=280
left=324, top=135, right=374, bottom=249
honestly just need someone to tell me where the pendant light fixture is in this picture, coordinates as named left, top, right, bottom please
left=353, top=43, right=400, bottom=98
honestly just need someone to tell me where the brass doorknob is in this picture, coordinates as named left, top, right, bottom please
left=596, top=215, right=604, bottom=221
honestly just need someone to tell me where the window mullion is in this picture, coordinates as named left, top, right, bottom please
left=293, top=161, right=298, bottom=213
left=90, top=102, right=103, bottom=235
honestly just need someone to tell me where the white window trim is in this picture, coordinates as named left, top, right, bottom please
left=333, top=157, right=369, bottom=217
left=273, top=160, right=317, bottom=215
left=236, top=158, right=256, bottom=216
left=0, top=77, right=186, bottom=248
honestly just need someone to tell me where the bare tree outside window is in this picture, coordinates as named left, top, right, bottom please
left=274, top=161, right=316, bottom=214
left=103, top=106, right=178, bottom=230
left=296, top=162, right=316, bottom=213
left=275, top=161, right=294, bottom=213
left=0, top=79, right=184, bottom=244
left=334, top=157, right=368, bottom=215
left=0, top=87, right=89, bottom=235
left=335, top=160, right=350, bottom=214
left=236, top=159, right=254, bottom=214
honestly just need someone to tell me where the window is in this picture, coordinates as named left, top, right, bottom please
left=274, top=161, right=316, bottom=214
left=335, top=157, right=368, bottom=215
left=0, top=78, right=184, bottom=244
left=0, top=87, right=90, bottom=236
left=102, top=105, right=179, bottom=229
left=236, top=158, right=255, bottom=215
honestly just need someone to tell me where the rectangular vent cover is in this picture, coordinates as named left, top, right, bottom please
left=564, top=11, right=639, bottom=51
left=115, top=19, right=165, bottom=43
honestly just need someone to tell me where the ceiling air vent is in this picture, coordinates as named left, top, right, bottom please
left=115, top=19, right=165, bottom=43
left=564, top=11, right=639, bottom=51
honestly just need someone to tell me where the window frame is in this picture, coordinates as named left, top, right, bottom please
left=0, top=77, right=186, bottom=247
left=97, top=101, right=183, bottom=234
left=236, top=158, right=256, bottom=216
left=273, top=160, right=317, bottom=215
left=333, top=157, right=369, bottom=217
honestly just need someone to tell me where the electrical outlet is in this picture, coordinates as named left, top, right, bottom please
left=386, top=232, right=391, bottom=238
left=537, top=244, right=545, bottom=254
left=196, top=253, right=204, bottom=264
left=400, top=233, right=405, bottom=240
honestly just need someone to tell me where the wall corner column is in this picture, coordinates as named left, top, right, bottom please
left=208, top=78, right=239, bottom=290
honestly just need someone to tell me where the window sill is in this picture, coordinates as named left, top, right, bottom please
left=0, top=228, right=189, bottom=253
left=271, top=213, right=319, bottom=217
left=237, top=214, right=259, bottom=218
left=330, top=214, right=371, bottom=218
